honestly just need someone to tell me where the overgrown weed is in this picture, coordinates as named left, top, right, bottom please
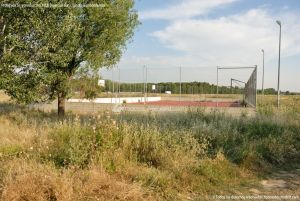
left=0, top=98, right=299, bottom=200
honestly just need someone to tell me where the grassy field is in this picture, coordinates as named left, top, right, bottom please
left=0, top=91, right=299, bottom=200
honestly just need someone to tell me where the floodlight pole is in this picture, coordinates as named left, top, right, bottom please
left=112, top=68, right=114, bottom=104
left=179, top=66, right=182, bottom=101
left=276, top=20, right=282, bottom=108
left=143, top=65, right=146, bottom=105
left=118, top=68, right=121, bottom=104
left=217, top=67, right=219, bottom=95
left=217, top=67, right=219, bottom=107
left=146, top=66, right=148, bottom=103
left=261, top=49, right=265, bottom=95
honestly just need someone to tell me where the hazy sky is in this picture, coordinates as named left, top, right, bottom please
left=101, top=0, right=300, bottom=92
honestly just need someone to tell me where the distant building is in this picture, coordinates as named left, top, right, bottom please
left=98, top=80, right=105, bottom=87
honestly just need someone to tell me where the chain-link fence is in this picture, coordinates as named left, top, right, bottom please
left=244, top=67, right=258, bottom=108
left=30, top=66, right=257, bottom=113
left=100, top=66, right=249, bottom=98
left=216, top=66, right=257, bottom=108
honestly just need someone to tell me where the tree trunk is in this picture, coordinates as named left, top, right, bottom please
left=58, top=93, right=66, bottom=117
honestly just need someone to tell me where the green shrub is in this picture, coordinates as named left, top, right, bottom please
left=46, top=125, right=102, bottom=168
left=0, top=145, right=23, bottom=158
left=121, top=124, right=205, bottom=169
left=195, top=153, right=240, bottom=184
left=257, top=104, right=275, bottom=116
left=120, top=110, right=300, bottom=168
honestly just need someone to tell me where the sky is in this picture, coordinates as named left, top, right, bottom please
left=101, top=0, right=300, bottom=92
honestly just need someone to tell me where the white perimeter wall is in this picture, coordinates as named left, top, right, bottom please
left=68, top=97, right=161, bottom=104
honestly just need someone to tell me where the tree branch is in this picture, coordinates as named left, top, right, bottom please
left=1, top=23, right=5, bottom=35
left=7, top=46, right=14, bottom=53
left=3, top=36, right=6, bottom=55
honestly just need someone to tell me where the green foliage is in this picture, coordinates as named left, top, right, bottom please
left=257, top=104, right=275, bottom=116
left=70, top=73, right=103, bottom=99
left=105, top=81, right=240, bottom=94
left=46, top=125, right=101, bottom=168
left=195, top=153, right=241, bottom=184
left=0, top=102, right=299, bottom=199
left=263, top=88, right=277, bottom=95
left=118, top=110, right=300, bottom=168
left=0, top=145, right=23, bottom=158
left=0, top=0, right=139, bottom=108
left=122, top=125, right=203, bottom=168
left=84, top=89, right=98, bottom=100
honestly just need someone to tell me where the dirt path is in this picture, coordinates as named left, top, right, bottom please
left=248, top=168, right=300, bottom=200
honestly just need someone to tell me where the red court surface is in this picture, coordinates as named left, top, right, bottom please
left=131, top=100, right=241, bottom=107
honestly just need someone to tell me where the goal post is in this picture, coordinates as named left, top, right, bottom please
left=217, top=66, right=257, bottom=108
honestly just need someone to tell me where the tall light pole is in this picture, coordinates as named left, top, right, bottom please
left=261, top=49, right=265, bottom=95
left=143, top=65, right=146, bottom=105
left=179, top=66, right=182, bottom=101
left=146, top=66, right=148, bottom=103
left=276, top=20, right=281, bottom=108
left=217, top=67, right=219, bottom=107
left=118, top=68, right=121, bottom=104
left=112, top=68, right=114, bottom=104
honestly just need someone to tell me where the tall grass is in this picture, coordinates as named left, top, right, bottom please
left=118, top=109, right=299, bottom=167
left=0, top=97, right=299, bottom=200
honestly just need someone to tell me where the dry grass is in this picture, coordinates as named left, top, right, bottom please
left=0, top=159, right=152, bottom=201
left=1, top=159, right=73, bottom=201
left=0, top=95, right=299, bottom=200
left=73, top=166, right=152, bottom=201
left=0, top=91, right=10, bottom=103
left=257, top=95, right=300, bottom=125
left=0, top=107, right=257, bottom=200
left=0, top=115, right=37, bottom=147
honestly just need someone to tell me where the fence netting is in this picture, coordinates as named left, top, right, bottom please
left=100, top=66, right=234, bottom=95
left=244, top=67, right=257, bottom=107
left=99, top=66, right=257, bottom=107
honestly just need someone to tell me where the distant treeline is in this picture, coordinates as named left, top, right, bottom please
left=105, top=80, right=240, bottom=94
left=104, top=80, right=297, bottom=95
left=257, top=88, right=299, bottom=95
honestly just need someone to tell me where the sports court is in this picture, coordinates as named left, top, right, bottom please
left=130, top=100, right=241, bottom=107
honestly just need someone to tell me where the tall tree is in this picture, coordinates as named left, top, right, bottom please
left=0, top=0, right=139, bottom=116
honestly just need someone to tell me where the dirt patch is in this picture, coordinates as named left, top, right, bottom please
left=248, top=169, right=300, bottom=198
left=261, top=180, right=287, bottom=188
